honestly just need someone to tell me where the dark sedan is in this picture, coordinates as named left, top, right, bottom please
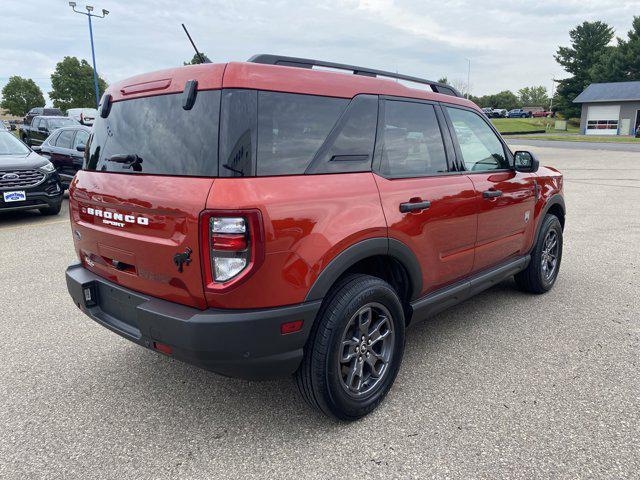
left=36, top=125, right=90, bottom=188
left=0, top=132, right=63, bottom=215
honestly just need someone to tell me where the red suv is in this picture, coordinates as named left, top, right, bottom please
left=66, top=55, right=565, bottom=420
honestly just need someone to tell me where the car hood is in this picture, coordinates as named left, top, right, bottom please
left=0, top=151, right=50, bottom=171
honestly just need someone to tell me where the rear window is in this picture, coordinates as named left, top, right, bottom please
left=86, top=90, right=220, bottom=176
left=47, top=118, right=77, bottom=130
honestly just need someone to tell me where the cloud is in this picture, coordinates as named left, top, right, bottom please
left=0, top=0, right=637, bottom=104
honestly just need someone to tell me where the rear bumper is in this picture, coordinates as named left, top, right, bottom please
left=66, top=262, right=320, bottom=380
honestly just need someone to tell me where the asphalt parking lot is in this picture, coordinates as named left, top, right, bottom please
left=1, top=142, right=638, bottom=479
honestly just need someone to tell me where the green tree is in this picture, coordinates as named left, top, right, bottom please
left=590, top=46, right=627, bottom=83
left=518, top=86, right=549, bottom=108
left=554, top=21, right=614, bottom=117
left=437, top=77, right=449, bottom=85
left=617, top=16, right=640, bottom=80
left=49, top=56, right=108, bottom=110
left=484, top=90, right=519, bottom=110
left=0, top=76, right=45, bottom=116
left=183, top=52, right=211, bottom=65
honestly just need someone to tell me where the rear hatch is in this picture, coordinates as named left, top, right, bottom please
left=69, top=73, right=222, bottom=309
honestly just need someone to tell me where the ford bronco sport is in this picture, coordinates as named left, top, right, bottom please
left=65, top=55, right=565, bottom=420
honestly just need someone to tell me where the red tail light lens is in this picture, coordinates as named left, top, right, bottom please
left=200, top=210, right=265, bottom=290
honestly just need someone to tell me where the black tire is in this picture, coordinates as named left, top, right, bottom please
left=39, top=202, right=62, bottom=216
left=515, top=214, right=563, bottom=294
left=295, top=274, right=406, bottom=421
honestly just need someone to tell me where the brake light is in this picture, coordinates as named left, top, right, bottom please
left=200, top=210, right=265, bottom=289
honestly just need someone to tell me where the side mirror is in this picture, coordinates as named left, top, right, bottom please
left=514, top=151, right=539, bottom=173
left=31, top=146, right=42, bottom=152
left=76, top=144, right=85, bottom=152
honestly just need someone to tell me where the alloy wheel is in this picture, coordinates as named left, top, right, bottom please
left=338, top=302, right=395, bottom=397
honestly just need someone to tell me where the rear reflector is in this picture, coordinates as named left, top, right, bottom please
left=153, top=342, right=173, bottom=355
left=212, top=233, right=247, bottom=251
left=281, top=320, right=304, bottom=335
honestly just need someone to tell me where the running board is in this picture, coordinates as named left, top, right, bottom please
left=409, top=255, right=530, bottom=324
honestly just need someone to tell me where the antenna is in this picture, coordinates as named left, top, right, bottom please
left=181, top=23, right=208, bottom=64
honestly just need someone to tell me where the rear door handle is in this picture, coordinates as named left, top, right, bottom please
left=399, top=200, right=431, bottom=213
left=482, top=189, right=503, bottom=199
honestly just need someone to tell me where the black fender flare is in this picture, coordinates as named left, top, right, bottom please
left=533, top=194, right=565, bottom=248
left=304, top=237, right=423, bottom=302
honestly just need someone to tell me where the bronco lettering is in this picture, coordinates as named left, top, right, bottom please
left=85, top=206, right=149, bottom=226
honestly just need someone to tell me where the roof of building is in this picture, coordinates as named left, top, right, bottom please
left=574, top=81, right=640, bottom=103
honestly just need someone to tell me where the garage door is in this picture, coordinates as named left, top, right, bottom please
left=586, top=105, right=620, bottom=135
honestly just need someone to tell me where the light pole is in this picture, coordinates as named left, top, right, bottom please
left=465, top=58, right=471, bottom=99
left=68, top=2, right=109, bottom=109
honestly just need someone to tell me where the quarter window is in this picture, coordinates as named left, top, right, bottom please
left=257, top=92, right=348, bottom=176
left=379, top=101, right=448, bottom=177
left=446, top=107, right=509, bottom=171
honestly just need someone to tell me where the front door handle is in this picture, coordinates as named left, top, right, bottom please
left=482, top=189, right=503, bottom=199
left=399, top=200, right=431, bottom=213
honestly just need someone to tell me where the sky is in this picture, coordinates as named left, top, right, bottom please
left=1, top=0, right=638, bottom=105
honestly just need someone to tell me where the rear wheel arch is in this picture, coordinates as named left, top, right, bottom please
left=304, top=238, right=422, bottom=311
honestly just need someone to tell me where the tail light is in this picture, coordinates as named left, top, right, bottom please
left=200, top=210, right=265, bottom=290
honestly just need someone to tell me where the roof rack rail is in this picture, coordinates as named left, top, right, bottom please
left=247, top=54, right=462, bottom=98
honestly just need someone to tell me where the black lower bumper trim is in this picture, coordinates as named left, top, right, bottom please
left=66, top=263, right=321, bottom=380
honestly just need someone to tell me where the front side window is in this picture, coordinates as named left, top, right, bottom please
left=379, top=100, right=448, bottom=177
left=446, top=107, right=509, bottom=171
left=56, top=129, right=75, bottom=149
left=74, top=130, right=89, bottom=149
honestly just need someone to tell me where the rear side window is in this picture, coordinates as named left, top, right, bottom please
left=86, top=90, right=220, bottom=176
left=379, top=101, right=448, bottom=177
left=220, top=91, right=376, bottom=177
left=446, top=107, right=508, bottom=171
left=56, top=130, right=75, bottom=149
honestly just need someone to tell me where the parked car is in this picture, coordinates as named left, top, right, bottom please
left=65, top=54, right=565, bottom=420
left=532, top=110, right=554, bottom=118
left=0, top=131, right=63, bottom=215
left=481, top=107, right=493, bottom=117
left=491, top=108, right=508, bottom=118
left=508, top=109, right=532, bottom=118
left=23, top=107, right=63, bottom=126
left=20, top=115, right=78, bottom=146
left=66, top=108, right=98, bottom=126
left=35, top=125, right=90, bottom=188
left=0, top=121, right=8, bottom=131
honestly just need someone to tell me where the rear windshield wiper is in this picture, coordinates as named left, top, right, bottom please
left=105, top=154, right=143, bottom=172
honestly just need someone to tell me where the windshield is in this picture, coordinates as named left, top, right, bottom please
left=0, top=132, right=30, bottom=155
left=87, top=91, right=220, bottom=176
left=48, top=118, right=77, bottom=129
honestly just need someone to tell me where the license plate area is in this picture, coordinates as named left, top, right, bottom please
left=3, top=191, right=26, bottom=202
left=94, top=282, right=145, bottom=339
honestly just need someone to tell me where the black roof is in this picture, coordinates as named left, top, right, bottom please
left=574, top=81, right=640, bottom=103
